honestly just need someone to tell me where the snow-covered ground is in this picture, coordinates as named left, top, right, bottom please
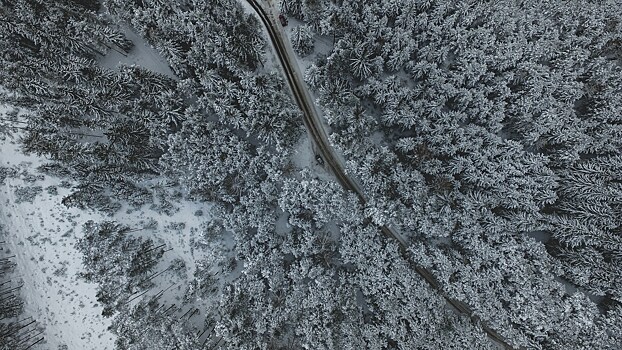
left=0, top=26, right=213, bottom=348
left=99, top=25, right=176, bottom=79
left=0, top=133, right=224, bottom=349
left=290, top=133, right=333, bottom=183
left=0, top=137, right=116, bottom=349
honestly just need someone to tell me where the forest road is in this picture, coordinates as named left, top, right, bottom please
left=245, top=1, right=517, bottom=349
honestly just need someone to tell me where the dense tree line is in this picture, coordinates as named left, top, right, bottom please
left=110, top=299, right=203, bottom=350
left=104, top=0, right=302, bottom=151
left=285, top=0, right=622, bottom=348
left=0, top=0, right=189, bottom=214
left=93, top=1, right=509, bottom=348
left=214, top=171, right=494, bottom=349
left=2, top=0, right=305, bottom=347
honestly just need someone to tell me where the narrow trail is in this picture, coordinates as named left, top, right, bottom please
left=244, top=1, right=517, bottom=348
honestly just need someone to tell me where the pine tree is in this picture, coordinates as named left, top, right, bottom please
left=290, top=24, right=314, bottom=56
left=76, top=221, right=164, bottom=315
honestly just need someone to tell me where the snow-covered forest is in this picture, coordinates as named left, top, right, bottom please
left=1, top=0, right=621, bottom=349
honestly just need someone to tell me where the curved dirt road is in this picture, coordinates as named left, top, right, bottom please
left=245, top=1, right=516, bottom=349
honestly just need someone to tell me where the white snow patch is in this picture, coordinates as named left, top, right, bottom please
left=99, top=25, right=176, bottom=79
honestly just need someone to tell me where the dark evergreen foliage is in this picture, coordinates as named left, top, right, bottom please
left=76, top=220, right=164, bottom=316
left=2, top=0, right=622, bottom=348
left=290, top=0, right=622, bottom=347
left=110, top=299, right=202, bottom=350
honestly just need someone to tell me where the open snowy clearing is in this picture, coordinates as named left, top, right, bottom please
left=0, top=137, right=116, bottom=349
left=0, top=133, right=224, bottom=349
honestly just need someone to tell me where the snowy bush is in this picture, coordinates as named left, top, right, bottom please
left=46, top=186, right=58, bottom=196
left=13, top=186, right=42, bottom=204
left=36, top=163, right=72, bottom=178
left=62, top=187, right=122, bottom=216
left=0, top=166, right=17, bottom=184
left=111, top=181, right=152, bottom=208
left=169, top=258, right=187, bottom=279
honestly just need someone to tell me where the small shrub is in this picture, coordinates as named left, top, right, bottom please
left=14, top=186, right=43, bottom=203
